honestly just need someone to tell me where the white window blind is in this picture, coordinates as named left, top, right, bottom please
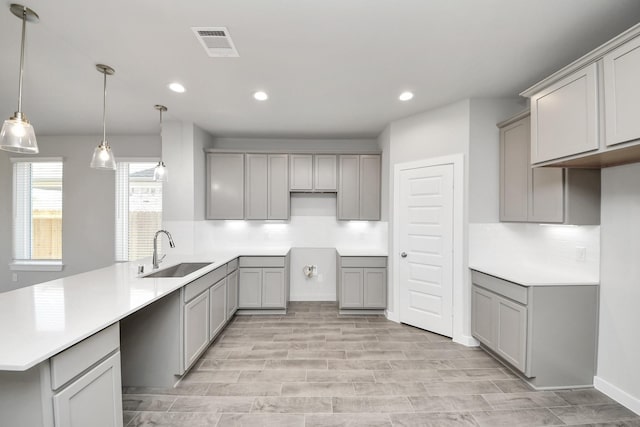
left=13, top=161, right=63, bottom=261
left=115, top=162, right=163, bottom=262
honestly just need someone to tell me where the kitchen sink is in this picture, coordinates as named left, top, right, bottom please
left=143, top=262, right=213, bottom=278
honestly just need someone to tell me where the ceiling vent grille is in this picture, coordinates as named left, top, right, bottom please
left=192, top=27, right=239, bottom=57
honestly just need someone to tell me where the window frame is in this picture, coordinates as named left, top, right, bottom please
left=10, top=157, right=65, bottom=272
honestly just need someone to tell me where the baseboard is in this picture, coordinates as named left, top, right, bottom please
left=453, top=334, right=480, bottom=347
left=289, top=295, right=336, bottom=302
left=594, top=376, right=640, bottom=416
left=385, top=310, right=400, bottom=323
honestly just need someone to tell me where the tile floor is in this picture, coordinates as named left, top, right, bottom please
left=123, top=301, right=640, bottom=427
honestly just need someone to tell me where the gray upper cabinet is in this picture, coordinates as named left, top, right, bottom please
left=603, top=36, right=640, bottom=147
left=290, top=154, right=314, bottom=190
left=338, top=154, right=381, bottom=220
left=290, top=154, right=337, bottom=192
left=246, top=154, right=289, bottom=220
left=206, top=153, right=244, bottom=220
left=530, top=63, right=599, bottom=164
left=498, top=112, right=600, bottom=224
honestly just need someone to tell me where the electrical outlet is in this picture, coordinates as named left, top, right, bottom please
left=576, top=246, right=586, bottom=262
left=12, top=273, right=18, bottom=282
left=317, top=274, right=323, bottom=282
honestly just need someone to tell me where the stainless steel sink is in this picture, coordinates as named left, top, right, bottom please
left=143, top=262, right=213, bottom=278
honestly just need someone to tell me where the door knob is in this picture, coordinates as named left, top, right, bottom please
left=400, top=252, right=407, bottom=258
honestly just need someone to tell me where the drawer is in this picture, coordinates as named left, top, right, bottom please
left=227, top=258, right=239, bottom=273
left=340, top=256, right=387, bottom=268
left=50, top=323, right=119, bottom=390
left=184, top=265, right=227, bottom=302
left=239, top=256, right=286, bottom=268
left=471, top=270, right=528, bottom=305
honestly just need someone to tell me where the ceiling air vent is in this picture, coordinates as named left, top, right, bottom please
left=192, top=27, right=239, bottom=57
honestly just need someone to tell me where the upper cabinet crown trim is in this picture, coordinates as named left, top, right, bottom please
left=520, top=23, right=640, bottom=97
left=205, top=148, right=382, bottom=155
left=496, top=109, right=531, bottom=129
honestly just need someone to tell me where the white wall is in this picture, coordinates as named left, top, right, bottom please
left=0, top=135, right=160, bottom=292
left=595, top=163, right=640, bottom=414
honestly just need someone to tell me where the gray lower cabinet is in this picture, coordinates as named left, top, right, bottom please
left=245, top=153, right=289, bottom=220
left=338, top=154, right=381, bottom=220
left=238, top=255, right=290, bottom=310
left=471, top=270, right=598, bottom=389
left=227, top=269, right=238, bottom=317
left=337, top=256, right=387, bottom=310
left=0, top=323, right=123, bottom=427
left=206, top=153, right=245, bottom=220
left=209, top=278, right=227, bottom=341
left=184, top=290, right=209, bottom=369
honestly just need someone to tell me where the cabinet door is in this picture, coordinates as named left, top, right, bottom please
left=531, top=63, right=599, bottom=163
left=528, top=168, right=564, bottom=223
left=604, top=36, right=640, bottom=146
left=359, top=155, right=381, bottom=220
left=338, top=155, right=360, bottom=220
left=245, top=154, right=268, bottom=219
left=500, top=117, right=530, bottom=222
left=363, top=268, right=386, bottom=308
left=206, top=153, right=244, bottom=220
left=184, top=291, right=209, bottom=369
left=314, top=154, right=337, bottom=191
left=471, top=286, right=495, bottom=347
left=495, top=295, right=528, bottom=373
left=209, top=278, right=227, bottom=341
left=53, top=352, right=123, bottom=427
left=227, top=270, right=238, bottom=318
left=268, top=154, right=289, bottom=220
left=340, top=268, right=363, bottom=308
left=290, top=154, right=313, bottom=190
left=238, top=268, right=262, bottom=308
left=262, top=268, right=285, bottom=308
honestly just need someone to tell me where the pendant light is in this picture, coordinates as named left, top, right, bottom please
left=0, top=4, right=39, bottom=154
left=153, top=105, right=168, bottom=182
left=90, top=64, right=116, bottom=170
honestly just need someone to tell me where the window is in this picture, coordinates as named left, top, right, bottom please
left=12, top=159, right=63, bottom=269
left=115, top=161, right=163, bottom=261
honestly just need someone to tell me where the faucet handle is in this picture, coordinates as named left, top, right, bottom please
left=159, top=254, right=166, bottom=264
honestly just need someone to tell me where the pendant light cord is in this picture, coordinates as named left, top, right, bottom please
left=17, top=7, right=27, bottom=113
left=102, top=69, right=107, bottom=143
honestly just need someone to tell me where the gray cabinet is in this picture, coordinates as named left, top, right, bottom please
left=238, top=255, right=289, bottom=310
left=338, top=154, right=381, bottom=220
left=206, top=153, right=245, bottom=220
left=337, top=256, right=387, bottom=310
left=184, top=290, right=209, bottom=369
left=530, top=63, right=599, bottom=164
left=227, top=269, right=238, bottom=318
left=209, top=278, right=227, bottom=341
left=498, top=112, right=600, bottom=225
left=290, top=154, right=337, bottom=192
left=471, top=270, right=598, bottom=389
left=245, top=154, right=289, bottom=220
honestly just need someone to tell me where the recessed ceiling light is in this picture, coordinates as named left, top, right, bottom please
left=253, top=91, right=268, bottom=101
left=168, top=82, right=186, bottom=93
left=399, top=91, right=414, bottom=101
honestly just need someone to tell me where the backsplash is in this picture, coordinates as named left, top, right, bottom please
left=163, top=217, right=388, bottom=254
left=469, top=223, right=600, bottom=280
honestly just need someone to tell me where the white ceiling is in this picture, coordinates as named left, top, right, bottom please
left=1, top=0, right=640, bottom=139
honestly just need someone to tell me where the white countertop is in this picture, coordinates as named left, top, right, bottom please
left=469, top=263, right=599, bottom=286
left=0, top=247, right=290, bottom=371
left=336, top=247, right=388, bottom=257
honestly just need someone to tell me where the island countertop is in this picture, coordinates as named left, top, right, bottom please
left=0, top=248, right=290, bottom=371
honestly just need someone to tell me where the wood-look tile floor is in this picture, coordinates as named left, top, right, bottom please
left=123, top=302, right=640, bottom=427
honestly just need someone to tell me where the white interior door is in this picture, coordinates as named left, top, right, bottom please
left=398, top=163, right=454, bottom=337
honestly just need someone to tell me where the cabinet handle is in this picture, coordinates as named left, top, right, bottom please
left=400, top=252, right=407, bottom=258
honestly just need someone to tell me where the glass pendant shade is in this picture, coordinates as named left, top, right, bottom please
left=0, top=115, right=37, bottom=153
left=90, top=141, right=116, bottom=170
left=153, top=161, right=168, bottom=182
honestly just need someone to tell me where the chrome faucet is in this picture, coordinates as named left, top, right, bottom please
left=152, top=230, right=175, bottom=269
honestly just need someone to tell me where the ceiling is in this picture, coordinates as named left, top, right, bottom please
left=1, top=1, right=640, bottom=139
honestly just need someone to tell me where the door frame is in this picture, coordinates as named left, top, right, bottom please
left=391, top=154, right=464, bottom=342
